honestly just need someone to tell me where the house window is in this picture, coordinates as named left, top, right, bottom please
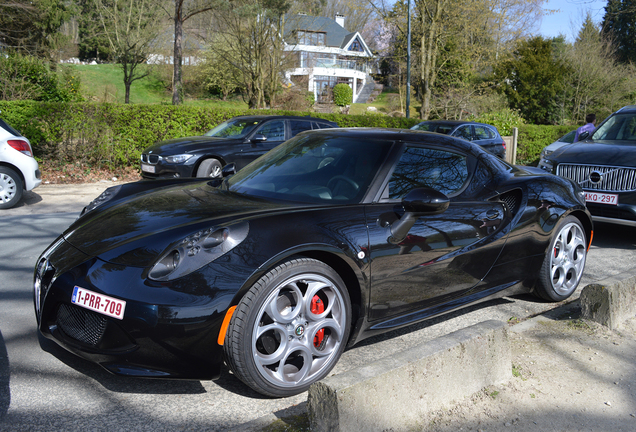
left=297, top=30, right=326, bottom=46
left=349, top=37, right=364, bottom=52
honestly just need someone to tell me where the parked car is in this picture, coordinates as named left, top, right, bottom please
left=35, top=128, right=591, bottom=397
left=140, top=115, right=338, bottom=179
left=538, top=130, right=576, bottom=163
left=410, top=120, right=506, bottom=159
left=0, top=116, right=41, bottom=209
left=540, top=105, right=636, bottom=226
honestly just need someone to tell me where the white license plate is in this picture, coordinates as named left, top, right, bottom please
left=585, top=192, right=618, bottom=205
left=141, top=163, right=155, bottom=173
left=71, top=286, right=126, bottom=320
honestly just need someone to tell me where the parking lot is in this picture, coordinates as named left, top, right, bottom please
left=1, top=184, right=635, bottom=431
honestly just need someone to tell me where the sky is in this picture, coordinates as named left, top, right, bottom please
left=539, top=0, right=609, bottom=40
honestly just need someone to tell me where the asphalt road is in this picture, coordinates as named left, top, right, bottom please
left=1, top=186, right=635, bottom=431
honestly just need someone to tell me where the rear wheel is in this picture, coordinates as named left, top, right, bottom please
left=534, top=216, right=587, bottom=301
left=196, top=158, right=223, bottom=178
left=223, top=258, right=351, bottom=397
left=0, top=167, right=23, bottom=209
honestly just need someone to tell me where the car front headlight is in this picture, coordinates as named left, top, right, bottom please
left=81, top=185, right=122, bottom=216
left=538, top=158, right=554, bottom=173
left=149, top=221, right=249, bottom=281
left=164, top=154, right=194, bottom=164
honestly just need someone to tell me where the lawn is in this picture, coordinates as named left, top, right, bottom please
left=66, top=63, right=248, bottom=108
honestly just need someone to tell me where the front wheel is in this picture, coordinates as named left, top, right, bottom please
left=223, top=258, right=351, bottom=397
left=196, top=158, right=223, bottom=178
left=0, top=167, right=24, bottom=209
left=534, top=215, right=587, bottom=301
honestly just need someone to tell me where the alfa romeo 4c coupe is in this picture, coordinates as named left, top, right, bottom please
left=35, top=128, right=592, bottom=397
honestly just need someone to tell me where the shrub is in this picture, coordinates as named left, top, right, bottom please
left=333, top=83, right=353, bottom=107
left=470, top=108, right=525, bottom=136
left=516, top=124, right=573, bottom=165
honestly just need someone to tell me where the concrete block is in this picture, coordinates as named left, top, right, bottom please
left=581, top=270, right=636, bottom=329
left=308, top=320, right=511, bottom=432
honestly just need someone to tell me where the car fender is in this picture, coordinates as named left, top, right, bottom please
left=229, top=242, right=368, bottom=344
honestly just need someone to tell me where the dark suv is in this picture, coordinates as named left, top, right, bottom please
left=541, top=105, right=636, bottom=226
left=410, top=120, right=506, bottom=159
left=141, top=115, right=338, bottom=179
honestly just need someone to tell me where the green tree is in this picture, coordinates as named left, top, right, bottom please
left=77, top=0, right=112, bottom=61
left=602, top=0, right=636, bottom=64
left=94, top=0, right=162, bottom=103
left=494, top=36, right=569, bottom=124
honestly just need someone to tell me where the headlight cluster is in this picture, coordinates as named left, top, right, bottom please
left=164, top=154, right=193, bottom=164
left=149, top=221, right=249, bottom=281
left=82, top=185, right=122, bottom=215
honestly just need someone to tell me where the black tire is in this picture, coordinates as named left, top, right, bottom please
left=196, top=158, right=223, bottom=178
left=0, top=166, right=24, bottom=209
left=534, top=215, right=587, bottom=301
left=223, top=258, right=351, bottom=397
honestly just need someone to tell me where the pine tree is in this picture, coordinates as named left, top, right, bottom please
left=602, top=0, right=636, bottom=64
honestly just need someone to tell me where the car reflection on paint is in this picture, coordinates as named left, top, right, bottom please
left=34, top=128, right=592, bottom=397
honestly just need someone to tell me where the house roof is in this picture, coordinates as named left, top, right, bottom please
left=284, top=15, right=357, bottom=49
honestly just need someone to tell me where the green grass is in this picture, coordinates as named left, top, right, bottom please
left=350, top=90, right=420, bottom=117
left=65, top=63, right=248, bottom=108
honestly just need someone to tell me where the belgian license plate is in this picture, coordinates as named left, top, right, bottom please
left=71, top=286, right=126, bottom=320
left=141, top=163, right=155, bottom=173
left=585, top=192, right=618, bottom=205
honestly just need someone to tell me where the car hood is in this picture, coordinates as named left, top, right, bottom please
left=63, top=182, right=300, bottom=266
left=550, top=140, right=636, bottom=165
left=144, top=136, right=244, bottom=155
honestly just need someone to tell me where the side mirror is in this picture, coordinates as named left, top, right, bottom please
left=389, top=188, right=449, bottom=244
left=578, top=131, right=590, bottom=141
left=222, top=163, right=237, bottom=178
left=251, top=134, right=267, bottom=143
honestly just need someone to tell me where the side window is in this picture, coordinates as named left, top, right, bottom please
left=314, top=121, right=334, bottom=129
left=474, top=125, right=493, bottom=140
left=453, top=125, right=473, bottom=141
left=256, top=121, right=285, bottom=141
left=290, top=120, right=313, bottom=137
left=385, top=147, right=469, bottom=199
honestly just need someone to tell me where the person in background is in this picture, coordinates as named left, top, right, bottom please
left=575, top=113, right=596, bottom=141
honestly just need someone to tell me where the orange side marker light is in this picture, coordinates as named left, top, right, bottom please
left=217, top=305, right=237, bottom=346
left=587, top=230, right=594, bottom=252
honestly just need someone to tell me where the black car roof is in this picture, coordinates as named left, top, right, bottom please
left=229, top=115, right=337, bottom=124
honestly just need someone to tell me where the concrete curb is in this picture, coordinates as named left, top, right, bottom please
left=580, top=268, right=636, bottom=329
left=307, top=320, right=511, bottom=432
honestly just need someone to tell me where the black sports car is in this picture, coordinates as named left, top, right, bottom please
left=539, top=105, right=636, bottom=227
left=140, top=115, right=337, bottom=179
left=35, top=128, right=592, bottom=397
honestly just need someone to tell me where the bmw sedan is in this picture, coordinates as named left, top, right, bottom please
left=140, top=115, right=337, bottom=179
left=410, top=120, right=506, bottom=159
left=35, top=128, right=591, bottom=397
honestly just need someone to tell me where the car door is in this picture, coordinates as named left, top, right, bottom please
left=472, top=124, right=498, bottom=154
left=452, top=125, right=473, bottom=141
left=365, top=144, right=507, bottom=323
left=233, top=120, right=286, bottom=169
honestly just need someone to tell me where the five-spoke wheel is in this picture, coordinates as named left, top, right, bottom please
left=535, top=215, right=587, bottom=301
left=224, top=258, right=351, bottom=397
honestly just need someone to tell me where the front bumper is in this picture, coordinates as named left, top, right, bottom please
left=34, top=239, right=229, bottom=380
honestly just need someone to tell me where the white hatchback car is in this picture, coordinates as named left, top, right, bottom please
left=0, top=117, right=41, bottom=209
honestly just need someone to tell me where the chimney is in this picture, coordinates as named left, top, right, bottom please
left=335, top=14, right=346, bottom=29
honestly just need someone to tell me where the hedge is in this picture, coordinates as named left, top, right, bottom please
left=0, top=101, right=423, bottom=168
left=0, top=100, right=576, bottom=168
left=515, top=124, right=574, bottom=165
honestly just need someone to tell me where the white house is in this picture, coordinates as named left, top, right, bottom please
left=283, top=14, right=375, bottom=104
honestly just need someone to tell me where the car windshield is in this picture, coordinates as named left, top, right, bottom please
left=227, top=134, right=393, bottom=204
left=411, top=122, right=454, bottom=135
left=204, top=119, right=261, bottom=139
left=593, top=113, right=636, bottom=141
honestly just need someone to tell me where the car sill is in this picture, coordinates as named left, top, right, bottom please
left=592, top=215, right=636, bottom=227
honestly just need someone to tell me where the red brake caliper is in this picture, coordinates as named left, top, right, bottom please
left=311, top=295, right=325, bottom=347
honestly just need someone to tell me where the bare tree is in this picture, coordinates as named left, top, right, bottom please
left=165, top=0, right=219, bottom=105
left=95, top=0, right=162, bottom=103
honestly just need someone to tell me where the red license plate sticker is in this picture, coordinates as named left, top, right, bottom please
left=585, top=192, right=618, bottom=205
left=71, top=286, right=126, bottom=320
